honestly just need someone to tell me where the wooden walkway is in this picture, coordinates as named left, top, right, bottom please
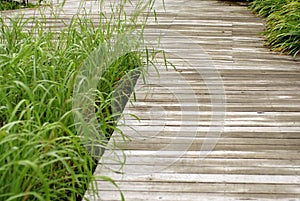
left=3, top=0, right=300, bottom=200
left=85, top=0, right=300, bottom=200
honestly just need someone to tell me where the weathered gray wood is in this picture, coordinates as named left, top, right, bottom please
left=85, top=0, right=300, bottom=200
left=85, top=192, right=300, bottom=201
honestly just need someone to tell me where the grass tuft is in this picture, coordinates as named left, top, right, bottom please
left=0, top=0, right=158, bottom=200
left=248, top=0, right=300, bottom=56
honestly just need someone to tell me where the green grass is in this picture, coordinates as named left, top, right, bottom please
left=0, top=0, right=157, bottom=200
left=248, top=0, right=300, bottom=56
left=249, top=0, right=290, bottom=17
left=0, top=0, right=36, bottom=11
left=0, top=15, right=98, bottom=200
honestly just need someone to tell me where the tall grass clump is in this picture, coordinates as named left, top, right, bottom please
left=249, top=0, right=287, bottom=17
left=0, top=0, right=157, bottom=200
left=0, top=0, right=36, bottom=11
left=249, top=0, right=300, bottom=56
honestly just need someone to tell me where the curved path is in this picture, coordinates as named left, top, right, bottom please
left=3, top=0, right=300, bottom=200
left=86, top=0, right=300, bottom=200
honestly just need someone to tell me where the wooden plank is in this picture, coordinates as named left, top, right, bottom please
left=96, top=182, right=300, bottom=194
left=85, top=191, right=300, bottom=201
left=100, top=164, right=300, bottom=175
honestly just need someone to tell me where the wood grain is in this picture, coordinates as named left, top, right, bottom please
left=85, top=0, right=300, bottom=200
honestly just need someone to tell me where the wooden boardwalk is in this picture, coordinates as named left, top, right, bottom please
left=85, top=0, right=300, bottom=200
left=2, top=0, right=300, bottom=200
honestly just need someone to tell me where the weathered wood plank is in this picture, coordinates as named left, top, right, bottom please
left=85, top=191, right=300, bottom=201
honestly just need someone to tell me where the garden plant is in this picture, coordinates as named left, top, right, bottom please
left=234, top=0, right=300, bottom=56
left=0, top=0, right=158, bottom=200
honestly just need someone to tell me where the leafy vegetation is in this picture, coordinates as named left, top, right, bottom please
left=251, top=0, right=299, bottom=56
left=242, top=0, right=300, bottom=56
left=222, top=0, right=300, bottom=56
left=0, top=0, right=36, bottom=11
left=0, top=0, right=156, bottom=200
